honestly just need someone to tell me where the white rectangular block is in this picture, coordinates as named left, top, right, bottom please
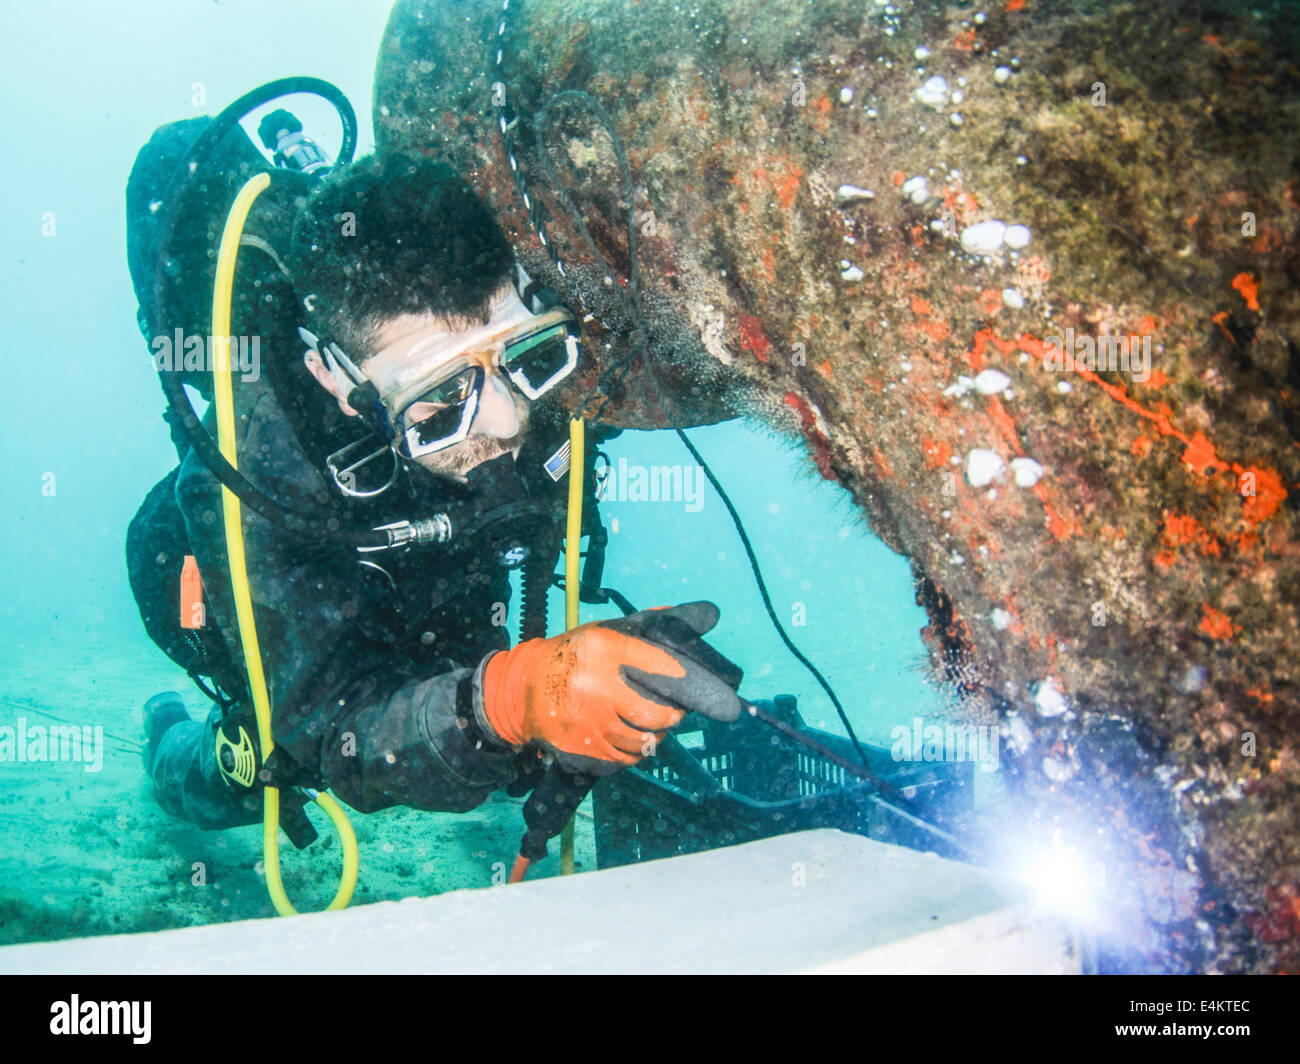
left=0, top=829, right=1077, bottom=974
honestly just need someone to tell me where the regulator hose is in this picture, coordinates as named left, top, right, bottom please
left=149, top=77, right=392, bottom=549
left=212, top=172, right=359, bottom=915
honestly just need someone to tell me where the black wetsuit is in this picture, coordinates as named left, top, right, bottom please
left=149, top=376, right=541, bottom=829
left=133, top=118, right=564, bottom=829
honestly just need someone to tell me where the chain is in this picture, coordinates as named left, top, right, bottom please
left=491, top=0, right=568, bottom=278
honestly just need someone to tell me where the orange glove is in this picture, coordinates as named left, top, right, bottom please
left=481, top=601, right=743, bottom=775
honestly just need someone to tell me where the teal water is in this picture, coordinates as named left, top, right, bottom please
left=562, top=423, right=947, bottom=745
left=0, top=0, right=950, bottom=947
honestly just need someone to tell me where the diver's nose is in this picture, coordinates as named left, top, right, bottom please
left=473, top=372, right=521, bottom=438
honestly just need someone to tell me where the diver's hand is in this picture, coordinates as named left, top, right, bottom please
left=479, top=602, right=743, bottom=776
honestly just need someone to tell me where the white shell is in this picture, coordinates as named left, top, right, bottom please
left=974, top=369, right=1011, bottom=394
left=1033, top=680, right=1068, bottom=717
left=836, top=184, right=876, bottom=203
left=900, top=175, right=929, bottom=204
left=1007, top=713, right=1034, bottom=755
left=914, top=75, right=950, bottom=110
left=960, top=219, right=1007, bottom=255
left=1043, top=755, right=1074, bottom=783
left=1010, top=457, right=1045, bottom=487
left=1002, top=287, right=1025, bottom=309
left=1004, top=224, right=1032, bottom=249
left=965, top=447, right=1006, bottom=487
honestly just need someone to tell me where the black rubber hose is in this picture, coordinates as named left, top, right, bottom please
left=148, top=78, right=388, bottom=547
left=154, top=344, right=388, bottom=546
left=518, top=534, right=556, bottom=641
left=170, top=76, right=357, bottom=195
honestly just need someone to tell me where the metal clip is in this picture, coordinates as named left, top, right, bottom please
left=357, top=558, right=397, bottom=592
left=327, top=436, right=399, bottom=498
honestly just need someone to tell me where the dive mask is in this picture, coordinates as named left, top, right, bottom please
left=299, top=294, right=580, bottom=460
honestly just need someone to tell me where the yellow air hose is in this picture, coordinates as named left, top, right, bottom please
left=560, top=416, right=585, bottom=874
left=211, top=172, right=358, bottom=916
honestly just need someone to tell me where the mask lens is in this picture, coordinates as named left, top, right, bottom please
left=503, top=322, right=576, bottom=393
left=400, top=366, right=480, bottom=454
left=407, top=403, right=465, bottom=449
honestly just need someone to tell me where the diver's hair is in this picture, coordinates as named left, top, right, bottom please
left=289, top=152, right=515, bottom=360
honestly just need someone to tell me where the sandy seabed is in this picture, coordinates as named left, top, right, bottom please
left=0, top=628, right=596, bottom=949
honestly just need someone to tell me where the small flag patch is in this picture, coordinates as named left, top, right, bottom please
left=543, top=440, right=572, bottom=481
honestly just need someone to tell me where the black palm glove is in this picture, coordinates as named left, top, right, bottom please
left=599, top=601, right=744, bottom=725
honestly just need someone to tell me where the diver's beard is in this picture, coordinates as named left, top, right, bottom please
left=394, top=386, right=531, bottom=483
left=411, top=429, right=526, bottom=482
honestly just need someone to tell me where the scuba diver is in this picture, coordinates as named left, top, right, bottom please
left=124, top=92, right=743, bottom=862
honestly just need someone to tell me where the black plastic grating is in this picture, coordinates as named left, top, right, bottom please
left=701, top=752, right=734, bottom=790
left=648, top=751, right=735, bottom=790
left=797, top=752, right=847, bottom=795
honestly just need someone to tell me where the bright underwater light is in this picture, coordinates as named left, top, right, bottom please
left=1017, top=834, right=1102, bottom=923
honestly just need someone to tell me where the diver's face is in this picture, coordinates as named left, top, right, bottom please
left=308, top=285, right=532, bottom=482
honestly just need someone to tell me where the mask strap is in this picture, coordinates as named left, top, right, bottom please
left=328, top=355, right=395, bottom=443
left=298, top=327, right=399, bottom=496
left=298, top=327, right=397, bottom=445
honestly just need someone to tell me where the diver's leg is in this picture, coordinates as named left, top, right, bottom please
left=146, top=695, right=261, bottom=829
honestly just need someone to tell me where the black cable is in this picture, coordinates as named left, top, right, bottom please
left=501, top=71, right=971, bottom=858
left=670, top=426, right=875, bottom=771
left=146, top=78, right=391, bottom=549
left=535, top=91, right=639, bottom=309
left=0, top=698, right=144, bottom=755
left=529, top=90, right=875, bottom=776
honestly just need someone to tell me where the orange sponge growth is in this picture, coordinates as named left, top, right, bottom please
left=1231, top=272, right=1260, bottom=312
